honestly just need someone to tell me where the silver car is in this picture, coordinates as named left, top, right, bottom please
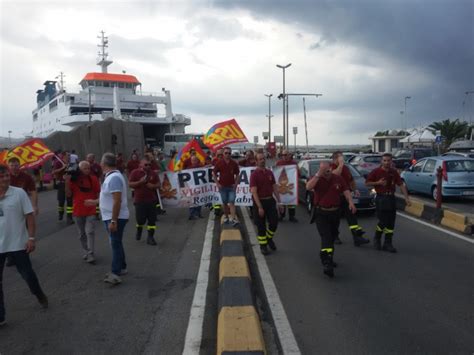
left=401, top=156, right=474, bottom=200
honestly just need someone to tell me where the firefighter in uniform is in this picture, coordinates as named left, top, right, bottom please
left=306, top=161, right=357, bottom=278
left=331, top=151, right=370, bottom=246
left=276, top=150, right=298, bottom=222
left=52, top=152, right=73, bottom=224
left=128, top=159, right=161, bottom=246
left=211, top=149, right=224, bottom=217
left=250, top=153, right=281, bottom=255
left=366, top=153, right=410, bottom=253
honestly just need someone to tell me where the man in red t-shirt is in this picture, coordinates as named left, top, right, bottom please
left=276, top=150, right=298, bottom=222
left=239, top=150, right=257, bottom=167
left=8, top=157, right=38, bottom=215
left=210, top=149, right=224, bottom=217
left=128, top=159, right=161, bottom=246
left=183, top=149, right=196, bottom=170
left=331, top=151, right=369, bottom=246
left=65, top=161, right=100, bottom=263
left=52, top=152, right=74, bottom=224
left=126, top=153, right=140, bottom=176
left=212, top=147, right=240, bottom=226
left=306, top=161, right=357, bottom=278
left=366, top=153, right=411, bottom=253
left=86, top=153, right=103, bottom=219
left=250, top=153, right=281, bottom=255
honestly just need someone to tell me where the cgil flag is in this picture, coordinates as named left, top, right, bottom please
left=167, top=138, right=207, bottom=172
left=0, top=139, right=54, bottom=169
left=202, top=118, right=248, bottom=151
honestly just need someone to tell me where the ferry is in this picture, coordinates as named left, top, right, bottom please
left=32, top=31, right=191, bottom=147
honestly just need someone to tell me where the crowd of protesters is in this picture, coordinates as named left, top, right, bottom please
left=1, top=144, right=348, bottom=326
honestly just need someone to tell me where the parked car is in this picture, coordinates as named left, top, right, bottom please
left=342, top=152, right=356, bottom=162
left=347, top=154, right=382, bottom=177
left=392, top=148, right=436, bottom=169
left=231, top=149, right=241, bottom=159
left=442, top=151, right=474, bottom=159
left=297, top=159, right=376, bottom=214
left=401, top=156, right=474, bottom=200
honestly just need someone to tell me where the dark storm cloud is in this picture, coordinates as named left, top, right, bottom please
left=214, top=0, right=473, bottom=87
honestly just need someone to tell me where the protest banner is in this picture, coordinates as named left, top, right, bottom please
left=158, top=165, right=298, bottom=208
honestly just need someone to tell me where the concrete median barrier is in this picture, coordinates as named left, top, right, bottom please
left=396, top=194, right=473, bottom=236
left=441, top=210, right=472, bottom=234
left=217, top=223, right=266, bottom=354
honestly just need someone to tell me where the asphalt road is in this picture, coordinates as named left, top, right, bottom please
left=0, top=189, right=217, bottom=354
left=257, top=206, right=474, bottom=354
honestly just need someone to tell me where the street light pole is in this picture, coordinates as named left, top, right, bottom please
left=8, top=130, right=12, bottom=147
left=264, top=94, right=273, bottom=142
left=277, top=63, right=291, bottom=148
left=400, top=111, right=404, bottom=131
left=404, top=96, right=411, bottom=130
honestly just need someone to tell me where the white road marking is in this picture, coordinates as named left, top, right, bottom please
left=242, top=208, right=301, bottom=355
left=182, top=213, right=215, bottom=355
left=397, top=211, right=474, bottom=244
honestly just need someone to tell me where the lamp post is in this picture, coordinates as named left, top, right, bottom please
left=264, top=94, right=273, bottom=143
left=276, top=63, right=291, bottom=148
left=293, top=127, right=298, bottom=153
left=404, top=96, right=411, bottom=130
left=400, top=111, right=404, bottom=131
left=465, top=91, right=474, bottom=127
left=8, top=130, right=12, bottom=147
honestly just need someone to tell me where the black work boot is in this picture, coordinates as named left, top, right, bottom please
left=320, top=251, right=334, bottom=278
left=382, top=234, right=397, bottom=253
left=135, top=228, right=143, bottom=241
left=374, top=231, right=382, bottom=250
left=352, top=230, right=370, bottom=247
left=58, top=213, right=64, bottom=221
left=267, top=239, right=277, bottom=251
left=147, top=233, right=157, bottom=246
left=66, top=215, right=74, bottom=225
left=260, top=245, right=270, bottom=255
left=289, top=216, right=298, bottom=223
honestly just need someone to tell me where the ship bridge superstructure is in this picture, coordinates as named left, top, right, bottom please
left=32, top=32, right=191, bottom=144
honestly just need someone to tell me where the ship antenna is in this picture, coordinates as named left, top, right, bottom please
left=55, top=71, right=66, bottom=92
left=97, top=30, right=113, bottom=73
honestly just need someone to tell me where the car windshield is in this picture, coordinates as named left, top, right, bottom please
left=346, top=164, right=362, bottom=177
left=414, top=150, right=434, bottom=159
left=309, top=161, right=321, bottom=176
left=445, top=160, right=474, bottom=172
left=364, top=156, right=382, bottom=163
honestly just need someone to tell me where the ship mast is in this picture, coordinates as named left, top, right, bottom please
left=97, top=30, right=113, bottom=73
left=55, top=71, right=66, bottom=92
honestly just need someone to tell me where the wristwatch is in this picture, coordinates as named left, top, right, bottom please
left=110, top=220, right=117, bottom=224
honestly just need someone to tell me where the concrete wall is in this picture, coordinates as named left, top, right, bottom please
left=43, top=118, right=145, bottom=160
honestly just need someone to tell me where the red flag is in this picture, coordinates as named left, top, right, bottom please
left=168, top=139, right=207, bottom=171
left=203, top=118, right=248, bottom=151
left=0, top=139, right=54, bottom=169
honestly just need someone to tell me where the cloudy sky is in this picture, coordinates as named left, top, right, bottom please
left=0, top=0, right=473, bottom=145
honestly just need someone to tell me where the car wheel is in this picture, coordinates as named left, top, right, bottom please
left=305, top=193, right=313, bottom=214
left=431, top=185, right=441, bottom=201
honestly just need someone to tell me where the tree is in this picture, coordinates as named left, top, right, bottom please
left=428, top=119, right=469, bottom=147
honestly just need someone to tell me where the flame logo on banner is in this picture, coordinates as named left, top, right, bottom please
left=159, top=174, right=177, bottom=199
left=277, top=168, right=294, bottom=195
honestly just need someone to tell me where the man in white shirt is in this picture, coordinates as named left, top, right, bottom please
left=0, top=164, right=48, bottom=326
left=86, top=153, right=129, bottom=285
